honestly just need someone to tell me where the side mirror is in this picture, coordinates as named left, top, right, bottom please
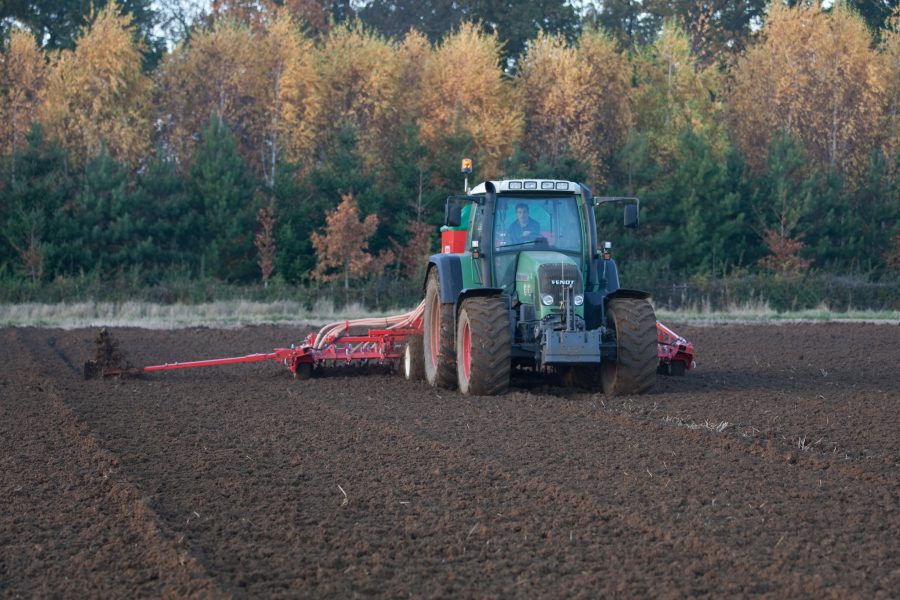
left=445, top=203, right=462, bottom=227
left=624, top=204, right=639, bottom=229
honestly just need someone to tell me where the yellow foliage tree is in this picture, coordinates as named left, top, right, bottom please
left=311, top=193, right=394, bottom=290
left=157, top=14, right=319, bottom=180
left=364, top=29, right=430, bottom=177
left=419, top=23, right=522, bottom=179
left=881, top=7, right=900, bottom=173
left=632, top=20, right=726, bottom=169
left=517, top=30, right=631, bottom=186
left=729, top=2, right=887, bottom=181
left=314, top=23, right=399, bottom=166
left=156, top=21, right=263, bottom=169
left=1, top=30, right=48, bottom=170
left=39, top=3, right=151, bottom=169
left=256, top=12, right=319, bottom=183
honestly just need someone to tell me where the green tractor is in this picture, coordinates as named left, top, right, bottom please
left=412, top=177, right=661, bottom=396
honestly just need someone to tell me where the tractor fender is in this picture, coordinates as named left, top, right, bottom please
left=425, top=254, right=463, bottom=304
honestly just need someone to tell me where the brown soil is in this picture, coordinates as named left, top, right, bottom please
left=1, top=323, right=897, bottom=598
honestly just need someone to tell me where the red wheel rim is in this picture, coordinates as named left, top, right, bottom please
left=461, top=320, right=472, bottom=380
left=428, top=294, right=440, bottom=367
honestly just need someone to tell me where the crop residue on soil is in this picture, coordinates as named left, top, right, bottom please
left=1, top=323, right=898, bottom=597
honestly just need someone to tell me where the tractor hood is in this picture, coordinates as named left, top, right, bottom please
left=513, top=251, right=584, bottom=318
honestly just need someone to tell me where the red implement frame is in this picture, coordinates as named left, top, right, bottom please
left=144, top=327, right=421, bottom=378
left=144, top=319, right=693, bottom=377
left=656, top=321, right=695, bottom=374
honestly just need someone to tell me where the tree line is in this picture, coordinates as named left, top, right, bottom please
left=0, top=0, right=898, bottom=303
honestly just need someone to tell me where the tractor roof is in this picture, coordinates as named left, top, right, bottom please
left=469, top=179, right=582, bottom=195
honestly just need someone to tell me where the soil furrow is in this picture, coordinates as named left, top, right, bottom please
left=1, top=328, right=222, bottom=599
left=1, top=323, right=897, bottom=598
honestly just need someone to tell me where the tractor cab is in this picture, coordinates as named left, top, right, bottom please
left=467, top=181, right=586, bottom=298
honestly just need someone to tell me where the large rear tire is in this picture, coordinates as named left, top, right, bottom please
left=601, top=297, right=657, bottom=396
left=456, top=296, right=511, bottom=396
left=403, top=334, right=425, bottom=381
left=424, top=269, right=457, bottom=389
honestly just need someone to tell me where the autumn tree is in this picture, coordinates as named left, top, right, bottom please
left=729, top=2, right=888, bottom=183
left=365, top=29, right=429, bottom=177
left=632, top=20, right=727, bottom=172
left=882, top=6, right=900, bottom=175
left=157, top=21, right=259, bottom=169
left=390, top=219, right=433, bottom=279
left=39, top=2, right=151, bottom=170
left=314, top=23, right=399, bottom=167
left=419, top=22, right=522, bottom=180
left=311, top=193, right=394, bottom=292
left=158, top=12, right=317, bottom=183
left=516, top=30, right=631, bottom=187
left=255, top=204, right=277, bottom=286
left=271, top=13, right=319, bottom=179
left=0, top=29, right=48, bottom=183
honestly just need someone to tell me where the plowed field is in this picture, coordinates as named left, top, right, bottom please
left=1, top=323, right=898, bottom=598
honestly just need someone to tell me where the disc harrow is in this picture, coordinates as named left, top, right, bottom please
left=141, top=301, right=693, bottom=381
left=143, top=303, right=425, bottom=378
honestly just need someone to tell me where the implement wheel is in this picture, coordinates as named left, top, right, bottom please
left=601, top=297, right=657, bottom=396
left=424, top=269, right=457, bottom=389
left=403, top=334, right=425, bottom=381
left=456, top=296, right=510, bottom=396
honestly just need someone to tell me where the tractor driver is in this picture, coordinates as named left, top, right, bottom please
left=506, top=203, right=541, bottom=244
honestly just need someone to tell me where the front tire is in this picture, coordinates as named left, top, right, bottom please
left=601, top=297, right=657, bottom=396
left=456, top=296, right=511, bottom=396
left=424, top=269, right=457, bottom=388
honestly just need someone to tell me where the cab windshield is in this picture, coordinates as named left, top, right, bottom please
left=494, top=196, right=582, bottom=254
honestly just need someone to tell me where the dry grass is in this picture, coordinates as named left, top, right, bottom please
left=656, top=300, right=899, bottom=324
left=0, top=300, right=407, bottom=329
left=1, top=298, right=897, bottom=329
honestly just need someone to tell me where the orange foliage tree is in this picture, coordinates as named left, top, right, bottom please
left=311, top=193, right=394, bottom=291
left=39, top=2, right=151, bottom=169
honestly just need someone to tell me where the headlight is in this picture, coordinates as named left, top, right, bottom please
left=541, top=294, right=554, bottom=306
left=573, top=294, right=584, bottom=306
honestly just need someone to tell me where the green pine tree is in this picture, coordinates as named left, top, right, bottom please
left=187, top=114, right=259, bottom=282
left=1, top=125, right=75, bottom=281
